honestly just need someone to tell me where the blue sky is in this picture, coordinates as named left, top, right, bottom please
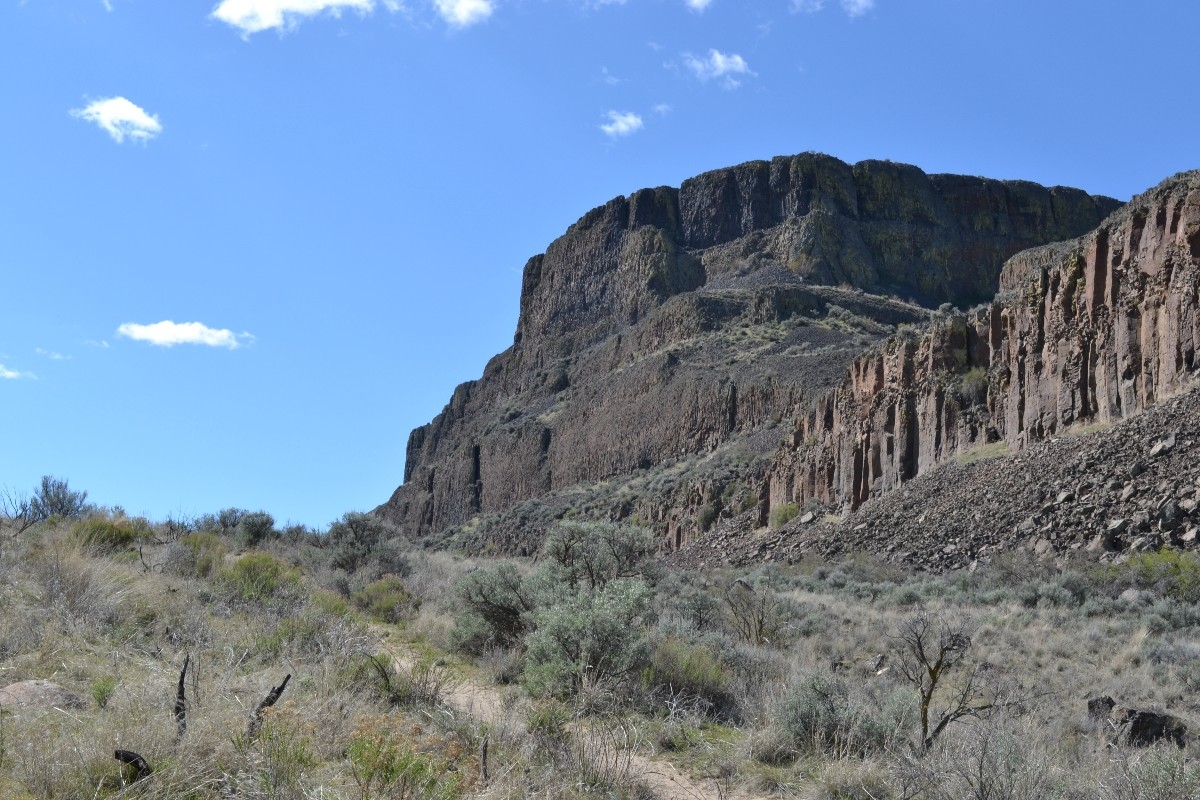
left=2, top=0, right=1197, bottom=529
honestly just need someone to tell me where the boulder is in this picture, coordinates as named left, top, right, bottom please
left=1110, top=705, right=1188, bottom=748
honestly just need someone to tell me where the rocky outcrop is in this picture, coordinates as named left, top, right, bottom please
left=768, top=171, right=1200, bottom=515
left=1088, top=696, right=1188, bottom=748
left=380, top=153, right=1119, bottom=547
left=675, top=382, right=1200, bottom=572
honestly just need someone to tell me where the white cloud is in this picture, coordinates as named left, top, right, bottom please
left=102, top=0, right=113, bottom=10
left=211, top=0, right=374, bottom=35
left=600, top=110, right=643, bottom=138
left=653, top=103, right=672, bottom=115
left=0, top=364, right=36, bottom=380
left=683, top=49, right=753, bottom=89
left=685, top=0, right=713, bottom=10
left=35, top=348, right=70, bottom=361
left=433, top=0, right=493, bottom=26
left=117, top=321, right=254, bottom=349
left=841, top=0, right=873, bottom=16
left=70, top=97, right=162, bottom=144
left=790, top=0, right=824, bottom=11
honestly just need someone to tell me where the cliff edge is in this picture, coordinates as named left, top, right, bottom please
left=379, top=153, right=1120, bottom=552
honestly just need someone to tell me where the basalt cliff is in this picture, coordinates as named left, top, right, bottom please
left=378, top=152, right=1127, bottom=555
left=768, top=168, right=1200, bottom=513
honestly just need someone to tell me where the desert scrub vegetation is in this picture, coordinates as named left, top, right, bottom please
left=434, top=525, right=1200, bottom=799
left=7, top=484, right=1200, bottom=799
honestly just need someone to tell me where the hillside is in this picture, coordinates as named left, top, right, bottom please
left=379, top=153, right=1119, bottom=553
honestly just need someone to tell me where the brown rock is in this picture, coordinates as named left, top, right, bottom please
left=768, top=170, right=1200, bottom=516
left=379, top=153, right=1119, bottom=550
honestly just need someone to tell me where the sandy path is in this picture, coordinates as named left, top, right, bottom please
left=395, top=652, right=762, bottom=800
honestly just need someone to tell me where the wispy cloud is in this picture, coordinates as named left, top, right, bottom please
left=600, top=110, right=643, bottom=138
left=433, top=0, right=493, bottom=27
left=793, top=0, right=873, bottom=16
left=211, top=0, right=374, bottom=35
left=683, top=49, right=753, bottom=89
left=0, top=364, right=36, bottom=380
left=684, top=0, right=713, bottom=10
left=102, top=0, right=113, bottom=10
left=70, top=97, right=162, bottom=144
left=35, top=348, right=70, bottom=361
left=653, top=103, right=672, bottom=115
left=117, top=321, right=254, bottom=349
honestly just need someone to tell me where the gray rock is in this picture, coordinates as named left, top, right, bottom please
left=1149, top=433, right=1177, bottom=459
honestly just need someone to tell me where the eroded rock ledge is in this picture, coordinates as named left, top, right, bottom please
left=379, top=152, right=1119, bottom=549
left=769, top=170, right=1200, bottom=514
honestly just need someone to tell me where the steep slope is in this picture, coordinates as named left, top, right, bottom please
left=677, top=383, right=1200, bottom=573
left=765, top=169, right=1200, bottom=515
left=379, top=153, right=1119, bottom=551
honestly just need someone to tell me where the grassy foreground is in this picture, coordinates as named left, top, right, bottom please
left=1, top=503, right=1199, bottom=799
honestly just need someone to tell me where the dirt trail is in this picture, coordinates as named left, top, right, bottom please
left=395, top=651, right=763, bottom=800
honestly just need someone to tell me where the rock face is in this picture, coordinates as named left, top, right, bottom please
left=379, top=153, right=1119, bottom=549
left=768, top=170, right=1200, bottom=515
left=673, top=382, right=1200, bottom=572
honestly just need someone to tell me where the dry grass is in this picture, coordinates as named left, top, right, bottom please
left=4, top=514, right=1200, bottom=800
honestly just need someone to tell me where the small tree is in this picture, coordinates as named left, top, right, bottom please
left=1, top=487, right=41, bottom=534
left=238, top=511, right=276, bottom=547
left=327, top=512, right=395, bottom=573
left=524, top=578, right=653, bottom=697
left=892, top=613, right=1004, bottom=751
left=722, top=578, right=798, bottom=646
left=541, top=521, right=658, bottom=591
left=451, top=563, right=538, bottom=653
left=32, top=475, right=88, bottom=519
left=217, top=508, right=246, bottom=536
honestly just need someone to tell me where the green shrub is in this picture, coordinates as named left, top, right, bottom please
left=327, top=511, right=399, bottom=574
left=33, top=475, right=89, bottom=520
left=696, top=504, right=718, bottom=533
left=216, top=507, right=245, bottom=534
left=1101, top=549, right=1200, bottom=604
left=168, top=532, right=227, bottom=578
left=541, top=521, right=659, bottom=591
left=310, top=589, right=351, bottom=617
left=219, top=551, right=304, bottom=609
left=780, top=674, right=907, bottom=757
left=352, top=575, right=419, bottom=624
left=238, top=511, right=277, bottom=547
left=450, top=563, right=536, bottom=654
left=956, top=366, right=989, bottom=405
left=643, top=634, right=732, bottom=712
left=347, top=720, right=461, bottom=800
left=71, top=518, right=143, bottom=552
left=769, top=502, right=800, bottom=528
left=90, top=675, right=117, bottom=708
left=524, top=578, right=653, bottom=697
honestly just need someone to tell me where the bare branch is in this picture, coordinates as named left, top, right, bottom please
left=246, top=674, right=290, bottom=739
left=174, top=653, right=190, bottom=741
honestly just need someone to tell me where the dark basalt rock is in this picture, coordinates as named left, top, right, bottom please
left=379, top=152, right=1119, bottom=552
